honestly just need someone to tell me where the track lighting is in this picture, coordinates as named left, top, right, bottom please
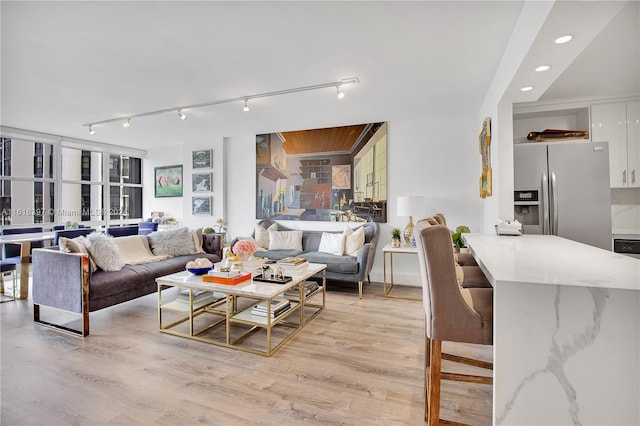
left=82, top=76, right=360, bottom=131
left=88, top=125, right=95, bottom=135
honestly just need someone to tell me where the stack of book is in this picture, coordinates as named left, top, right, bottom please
left=251, top=297, right=291, bottom=318
left=276, top=257, right=309, bottom=272
left=174, top=289, right=221, bottom=308
left=202, top=270, right=252, bottom=284
left=284, top=280, right=319, bottom=301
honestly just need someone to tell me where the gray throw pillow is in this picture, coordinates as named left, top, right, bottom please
left=147, top=227, right=198, bottom=257
left=85, top=232, right=125, bottom=272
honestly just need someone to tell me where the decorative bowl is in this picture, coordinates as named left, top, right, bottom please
left=187, top=267, right=214, bottom=275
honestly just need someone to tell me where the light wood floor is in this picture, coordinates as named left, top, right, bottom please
left=1, top=282, right=492, bottom=426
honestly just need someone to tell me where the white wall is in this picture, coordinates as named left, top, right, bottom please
left=143, top=136, right=226, bottom=229
left=143, top=114, right=481, bottom=287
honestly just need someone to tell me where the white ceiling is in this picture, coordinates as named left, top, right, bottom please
left=1, top=1, right=638, bottom=151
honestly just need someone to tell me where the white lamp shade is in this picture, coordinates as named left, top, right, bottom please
left=397, top=195, right=425, bottom=217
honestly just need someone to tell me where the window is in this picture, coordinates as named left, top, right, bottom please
left=0, top=132, right=144, bottom=228
left=109, top=155, right=142, bottom=220
left=1, top=139, right=55, bottom=225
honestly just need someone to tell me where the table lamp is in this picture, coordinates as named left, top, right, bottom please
left=397, top=195, right=425, bottom=245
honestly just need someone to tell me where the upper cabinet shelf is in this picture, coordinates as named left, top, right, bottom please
left=513, top=107, right=590, bottom=144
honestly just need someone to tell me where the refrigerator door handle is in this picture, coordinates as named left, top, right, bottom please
left=551, top=172, right=558, bottom=235
left=542, top=172, right=549, bottom=235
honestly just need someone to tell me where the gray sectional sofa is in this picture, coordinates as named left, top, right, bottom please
left=32, top=230, right=223, bottom=336
left=232, top=220, right=379, bottom=298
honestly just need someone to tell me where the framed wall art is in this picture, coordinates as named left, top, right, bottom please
left=192, top=196, right=212, bottom=215
left=255, top=122, right=388, bottom=223
left=192, top=172, right=212, bottom=193
left=154, top=165, right=183, bottom=198
left=479, top=117, right=492, bottom=198
left=192, top=149, right=212, bottom=169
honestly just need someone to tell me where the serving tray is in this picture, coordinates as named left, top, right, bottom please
left=252, top=275, right=293, bottom=284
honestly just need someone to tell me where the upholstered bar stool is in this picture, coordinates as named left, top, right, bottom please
left=432, top=213, right=478, bottom=267
left=415, top=220, right=493, bottom=425
left=431, top=213, right=492, bottom=289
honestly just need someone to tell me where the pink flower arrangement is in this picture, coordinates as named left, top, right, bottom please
left=233, top=239, right=258, bottom=256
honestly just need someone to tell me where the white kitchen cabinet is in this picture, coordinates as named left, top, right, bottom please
left=627, top=101, right=640, bottom=187
left=591, top=101, right=640, bottom=187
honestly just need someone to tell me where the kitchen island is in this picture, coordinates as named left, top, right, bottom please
left=464, top=234, right=639, bottom=425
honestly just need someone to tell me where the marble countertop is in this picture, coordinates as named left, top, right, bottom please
left=464, top=234, right=640, bottom=291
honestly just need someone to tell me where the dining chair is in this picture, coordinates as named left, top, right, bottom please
left=414, top=219, right=493, bottom=425
left=1, top=227, right=45, bottom=264
left=137, top=221, right=158, bottom=235
left=0, top=260, right=17, bottom=302
left=51, top=225, right=65, bottom=231
left=53, top=228, right=96, bottom=246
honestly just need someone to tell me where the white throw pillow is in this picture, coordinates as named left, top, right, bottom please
left=148, top=227, right=198, bottom=257
left=192, top=229, right=205, bottom=254
left=59, top=236, right=98, bottom=273
left=85, top=232, right=125, bottom=272
left=268, top=230, right=303, bottom=251
left=318, top=232, right=345, bottom=256
left=255, top=223, right=277, bottom=249
left=343, top=226, right=365, bottom=256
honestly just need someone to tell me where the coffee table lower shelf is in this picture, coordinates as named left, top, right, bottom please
left=157, top=266, right=326, bottom=356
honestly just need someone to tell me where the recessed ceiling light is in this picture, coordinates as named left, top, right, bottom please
left=535, top=65, right=551, bottom=72
left=521, top=86, right=534, bottom=92
left=554, top=35, right=573, bottom=44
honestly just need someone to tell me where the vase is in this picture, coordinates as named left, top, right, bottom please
left=391, top=238, right=401, bottom=248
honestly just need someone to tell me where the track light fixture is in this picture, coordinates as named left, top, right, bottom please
left=82, top=76, right=360, bottom=132
left=88, top=125, right=95, bottom=135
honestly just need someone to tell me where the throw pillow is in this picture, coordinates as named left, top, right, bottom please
left=268, top=230, right=303, bottom=251
left=343, top=226, right=365, bottom=256
left=147, top=227, right=199, bottom=257
left=59, top=236, right=98, bottom=273
left=318, top=232, right=345, bottom=256
left=192, top=229, right=205, bottom=254
left=255, top=223, right=277, bottom=249
left=112, top=235, right=169, bottom=265
left=85, top=232, right=125, bottom=272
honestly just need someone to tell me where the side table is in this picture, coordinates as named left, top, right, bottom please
left=382, top=244, right=422, bottom=301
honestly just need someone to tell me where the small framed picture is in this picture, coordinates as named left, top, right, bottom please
left=192, top=149, right=212, bottom=169
left=155, top=165, right=183, bottom=198
left=192, top=173, right=212, bottom=192
left=192, top=196, right=212, bottom=215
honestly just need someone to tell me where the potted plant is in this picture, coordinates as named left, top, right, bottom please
left=391, top=228, right=402, bottom=248
left=451, top=225, right=471, bottom=253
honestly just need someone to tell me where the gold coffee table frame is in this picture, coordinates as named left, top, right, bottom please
left=383, top=244, right=422, bottom=301
left=157, top=263, right=326, bottom=356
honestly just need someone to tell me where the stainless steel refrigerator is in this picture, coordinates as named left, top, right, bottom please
left=514, top=141, right=612, bottom=250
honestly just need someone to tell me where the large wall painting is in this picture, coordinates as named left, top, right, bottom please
left=255, top=122, right=388, bottom=222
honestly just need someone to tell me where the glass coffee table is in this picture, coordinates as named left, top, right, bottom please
left=156, top=263, right=326, bottom=356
